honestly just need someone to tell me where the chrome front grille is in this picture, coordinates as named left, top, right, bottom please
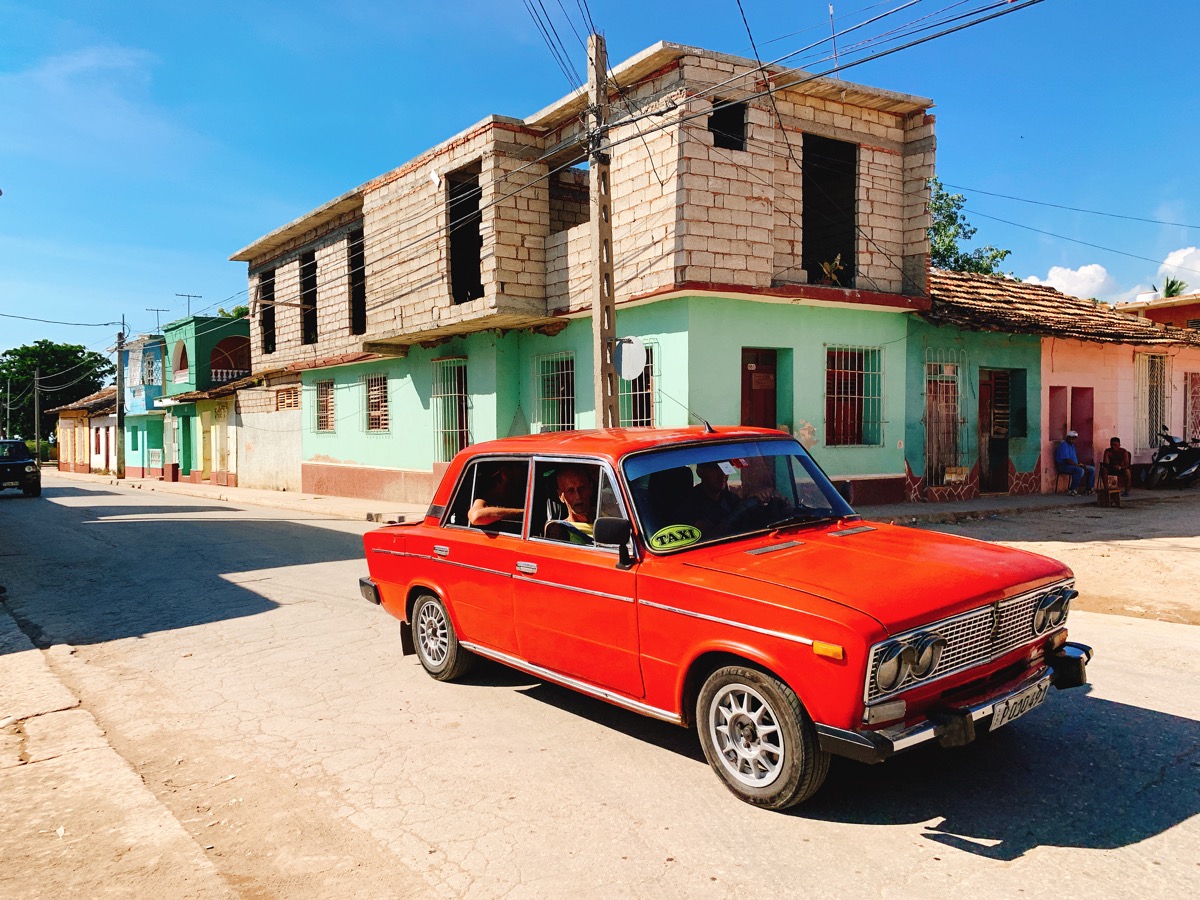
left=865, top=580, right=1071, bottom=702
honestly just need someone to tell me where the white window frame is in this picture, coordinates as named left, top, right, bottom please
left=532, top=351, right=576, bottom=433
left=619, top=343, right=658, bottom=427
left=432, top=357, right=470, bottom=462
left=824, top=344, right=884, bottom=447
left=1135, top=352, right=1171, bottom=451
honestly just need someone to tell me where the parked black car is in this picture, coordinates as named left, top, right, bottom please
left=0, top=440, right=41, bottom=497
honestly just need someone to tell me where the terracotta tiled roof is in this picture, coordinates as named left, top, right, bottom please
left=46, top=386, right=117, bottom=415
left=925, top=269, right=1200, bottom=346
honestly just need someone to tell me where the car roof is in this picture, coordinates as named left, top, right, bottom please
left=461, top=426, right=793, bottom=465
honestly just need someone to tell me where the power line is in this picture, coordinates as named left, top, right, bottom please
left=0, top=312, right=121, bottom=327
left=943, top=182, right=1200, bottom=230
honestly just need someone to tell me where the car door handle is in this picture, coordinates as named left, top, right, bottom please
left=433, top=545, right=450, bottom=557
left=516, top=561, right=538, bottom=574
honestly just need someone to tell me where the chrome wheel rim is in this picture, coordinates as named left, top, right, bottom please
left=709, top=683, right=785, bottom=788
left=416, top=601, right=449, bottom=666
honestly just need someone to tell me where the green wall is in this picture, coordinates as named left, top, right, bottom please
left=904, top=319, right=1043, bottom=478
left=298, top=296, right=913, bottom=478
left=123, top=415, right=164, bottom=471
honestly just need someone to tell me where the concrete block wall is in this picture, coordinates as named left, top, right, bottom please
left=902, top=112, right=936, bottom=295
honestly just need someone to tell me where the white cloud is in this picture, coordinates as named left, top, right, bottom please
left=1157, top=247, right=1200, bottom=289
left=0, top=46, right=204, bottom=172
left=1024, top=263, right=1118, bottom=300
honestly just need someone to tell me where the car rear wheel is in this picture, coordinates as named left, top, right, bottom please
left=411, top=593, right=473, bottom=681
left=696, top=665, right=829, bottom=809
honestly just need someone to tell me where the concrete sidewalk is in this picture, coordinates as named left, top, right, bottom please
left=47, top=466, right=1146, bottom=526
left=0, top=592, right=234, bottom=898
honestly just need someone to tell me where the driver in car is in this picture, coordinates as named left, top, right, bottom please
left=688, top=460, right=789, bottom=536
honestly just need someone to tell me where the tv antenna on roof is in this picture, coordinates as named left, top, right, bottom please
left=176, top=293, right=202, bottom=315
left=146, top=307, right=169, bottom=331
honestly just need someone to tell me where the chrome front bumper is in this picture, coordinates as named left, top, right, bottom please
left=817, top=642, right=1093, bottom=764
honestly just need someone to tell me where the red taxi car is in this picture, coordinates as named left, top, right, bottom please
left=360, top=428, right=1091, bottom=809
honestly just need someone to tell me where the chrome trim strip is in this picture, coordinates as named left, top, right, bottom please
left=880, top=670, right=1051, bottom=753
left=458, top=641, right=681, bottom=724
left=639, top=599, right=814, bottom=646
left=516, top=575, right=633, bottom=603
left=370, top=548, right=406, bottom=556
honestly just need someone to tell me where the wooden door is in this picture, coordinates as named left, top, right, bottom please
left=741, top=349, right=777, bottom=428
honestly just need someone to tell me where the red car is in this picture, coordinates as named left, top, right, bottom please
left=360, top=428, right=1091, bottom=809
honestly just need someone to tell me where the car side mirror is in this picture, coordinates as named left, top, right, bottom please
left=594, top=516, right=634, bottom=570
left=834, top=480, right=853, bottom=503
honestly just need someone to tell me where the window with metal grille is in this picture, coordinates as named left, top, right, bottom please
left=276, top=387, right=300, bottom=411
left=1188, top=318, right=1200, bottom=330
left=316, top=380, right=335, bottom=432
left=619, top=344, right=657, bottom=427
left=825, top=345, right=883, bottom=446
left=532, top=352, right=576, bottom=432
left=1135, top=353, right=1170, bottom=450
left=363, top=373, right=389, bottom=431
left=432, top=358, right=470, bottom=462
left=923, top=350, right=967, bottom=486
left=1187, top=372, right=1200, bottom=441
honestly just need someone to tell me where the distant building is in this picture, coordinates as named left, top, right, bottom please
left=49, top=387, right=118, bottom=474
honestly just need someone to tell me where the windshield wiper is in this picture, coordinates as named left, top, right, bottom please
left=766, top=512, right=835, bottom=531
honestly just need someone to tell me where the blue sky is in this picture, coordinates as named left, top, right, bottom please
left=2, top=0, right=1198, bottom=358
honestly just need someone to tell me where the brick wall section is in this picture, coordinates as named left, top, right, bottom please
left=238, top=47, right=934, bottom=370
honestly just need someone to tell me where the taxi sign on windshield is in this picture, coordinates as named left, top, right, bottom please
left=649, top=524, right=702, bottom=550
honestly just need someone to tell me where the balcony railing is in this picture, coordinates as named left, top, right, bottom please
left=173, top=370, right=189, bottom=384
left=211, top=368, right=250, bottom=385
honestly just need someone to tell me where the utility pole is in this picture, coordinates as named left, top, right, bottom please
left=176, top=293, right=202, bottom=316
left=115, top=323, right=125, bottom=479
left=33, top=369, right=40, bottom=463
left=5, top=376, right=9, bottom=439
left=587, top=32, right=619, bottom=429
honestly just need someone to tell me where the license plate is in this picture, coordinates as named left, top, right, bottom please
left=990, top=679, right=1049, bottom=731
left=2, top=481, right=18, bottom=488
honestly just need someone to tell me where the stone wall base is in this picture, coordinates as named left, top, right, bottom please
left=301, top=462, right=444, bottom=506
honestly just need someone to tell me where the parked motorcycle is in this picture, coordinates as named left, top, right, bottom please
left=1146, top=427, right=1200, bottom=488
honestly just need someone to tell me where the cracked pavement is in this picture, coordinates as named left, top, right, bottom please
left=1, top=471, right=1198, bottom=898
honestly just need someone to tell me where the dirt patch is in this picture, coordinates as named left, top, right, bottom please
left=917, top=491, right=1200, bottom=625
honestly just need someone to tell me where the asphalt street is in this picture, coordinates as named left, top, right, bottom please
left=1, top=471, right=1197, bottom=898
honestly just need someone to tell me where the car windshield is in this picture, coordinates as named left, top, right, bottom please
left=0, top=442, right=32, bottom=461
left=622, top=438, right=854, bottom=553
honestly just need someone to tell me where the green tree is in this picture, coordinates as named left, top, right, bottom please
left=218, top=305, right=249, bottom=318
left=1157, top=276, right=1189, bottom=298
left=928, top=178, right=1012, bottom=275
left=0, top=340, right=114, bottom=440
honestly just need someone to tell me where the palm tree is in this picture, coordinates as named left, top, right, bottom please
left=1157, top=276, right=1189, bottom=297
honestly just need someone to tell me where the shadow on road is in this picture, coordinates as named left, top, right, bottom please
left=0, top=484, right=365, bottom=654
left=472, top=666, right=1198, bottom=859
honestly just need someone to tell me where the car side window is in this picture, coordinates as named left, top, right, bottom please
left=445, top=459, right=529, bottom=536
left=531, top=459, right=611, bottom=547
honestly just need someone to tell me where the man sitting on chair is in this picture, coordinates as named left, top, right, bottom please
left=1101, top=436, right=1133, bottom=497
left=1055, top=430, right=1095, bottom=496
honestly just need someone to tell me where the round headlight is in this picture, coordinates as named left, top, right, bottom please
left=24, top=464, right=36, bottom=473
left=1048, top=589, right=1076, bottom=628
left=875, top=642, right=914, bottom=693
left=911, top=632, right=947, bottom=679
left=1033, top=592, right=1060, bottom=634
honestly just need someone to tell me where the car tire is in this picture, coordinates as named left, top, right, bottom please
left=23, top=484, right=40, bottom=497
left=411, top=593, right=474, bottom=682
left=696, top=665, right=829, bottom=810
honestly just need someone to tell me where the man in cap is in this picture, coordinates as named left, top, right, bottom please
left=1054, top=430, right=1095, bottom=495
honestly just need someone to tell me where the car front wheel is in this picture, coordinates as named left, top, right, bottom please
left=411, top=593, right=473, bottom=682
left=696, top=665, right=829, bottom=809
